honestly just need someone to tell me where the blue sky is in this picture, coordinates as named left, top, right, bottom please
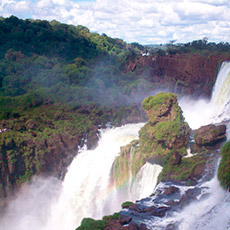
left=0, top=0, right=230, bottom=44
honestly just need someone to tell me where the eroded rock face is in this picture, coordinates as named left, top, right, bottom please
left=123, top=53, right=230, bottom=97
left=112, top=93, right=191, bottom=186
left=194, top=124, right=226, bottom=147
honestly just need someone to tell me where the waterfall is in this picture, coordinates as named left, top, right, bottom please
left=179, top=61, right=230, bottom=130
left=1, top=123, right=162, bottom=230
left=130, top=162, right=162, bottom=200
left=211, top=61, right=230, bottom=108
left=46, top=123, right=145, bottom=230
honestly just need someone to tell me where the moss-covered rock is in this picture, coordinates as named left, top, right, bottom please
left=112, top=92, right=190, bottom=187
left=218, top=141, right=230, bottom=190
left=194, top=124, right=226, bottom=147
left=121, top=201, right=134, bottom=209
left=75, top=213, right=121, bottom=230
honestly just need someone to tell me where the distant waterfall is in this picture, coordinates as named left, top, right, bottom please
left=179, top=61, right=230, bottom=129
left=210, top=61, right=230, bottom=124
left=211, top=61, right=230, bottom=107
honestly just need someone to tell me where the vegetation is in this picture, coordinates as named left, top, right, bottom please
left=159, top=152, right=206, bottom=183
left=75, top=213, right=121, bottom=230
left=146, top=37, right=230, bottom=56
left=121, top=201, right=134, bottom=209
left=218, top=141, right=230, bottom=190
left=0, top=16, right=147, bottom=111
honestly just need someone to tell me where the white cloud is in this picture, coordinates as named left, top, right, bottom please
left=0, top=0, right=229, bottom=44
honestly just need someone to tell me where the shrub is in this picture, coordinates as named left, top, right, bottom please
left=218, top=141, right=230, bottom=190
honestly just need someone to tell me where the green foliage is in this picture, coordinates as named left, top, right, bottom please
left=159, top=153, right=206, bottom=182
left=76, top=218, right=106, bottom=230
left=75, top=213, right=121, bottom=230
left=218, top=141, right=230, bottom=190
left=142, top=92, right=176, bottom=111
left=121, top=201, right=134, bottom=209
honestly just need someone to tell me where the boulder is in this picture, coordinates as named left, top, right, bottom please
left=163, top=186, right=180, bottom=195
left=194, top=124, right=226, bottom=147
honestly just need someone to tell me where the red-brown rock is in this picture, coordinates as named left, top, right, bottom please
left=194, top=124, right=226, bottom=147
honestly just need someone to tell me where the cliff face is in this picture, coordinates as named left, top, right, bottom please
left=124, top=53, right=230, bottom=97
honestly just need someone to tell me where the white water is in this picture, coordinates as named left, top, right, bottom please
left=1, top=123, right=162, bottom=230
left=130, top=162, right=162, bottom=200
left=46, top=123, right=147, bottom=230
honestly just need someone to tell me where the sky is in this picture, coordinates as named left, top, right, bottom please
left=0, top=0, right=230, bottom=44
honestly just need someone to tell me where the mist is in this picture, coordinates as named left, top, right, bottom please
left=0, top=176, right=62, bottom=230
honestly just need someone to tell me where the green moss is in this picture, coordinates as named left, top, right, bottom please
left=142, top=92, right=176, bottom=111
left=121, top=201, right=134, bottom=209
left=218, top=141, right=230, bottom=190
left=159, top=153, right=206, bottom=182
left=76, top=213, right=121, bottom=230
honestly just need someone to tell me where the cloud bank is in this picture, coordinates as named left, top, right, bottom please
left=1, top=0, right=230, bottom=44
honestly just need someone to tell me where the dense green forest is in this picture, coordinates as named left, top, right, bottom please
left=1, top=16, right=230, bottom=119
left=0, top=16, right=147, bottom=119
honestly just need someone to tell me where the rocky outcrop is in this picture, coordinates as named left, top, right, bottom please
left=124, top=53, right=230, bottom=97
left=194, top=124, right=226, bottom=147
left=112, top=92, right=191, bottom=187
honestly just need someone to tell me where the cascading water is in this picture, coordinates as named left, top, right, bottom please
left=46, top=123, right=149, bottom=230
left=175, top=61, right=230, bottom=230
left=0, top=123, right=162, bottom=230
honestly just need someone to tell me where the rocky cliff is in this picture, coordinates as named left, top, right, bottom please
left=124, top=53, right=230, bottom=97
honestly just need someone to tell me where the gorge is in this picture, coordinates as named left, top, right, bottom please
left=1, top=61, right=230, bottom=230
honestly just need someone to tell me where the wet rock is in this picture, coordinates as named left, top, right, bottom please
left=129, top=203, right=141, bottom=212
left=163, top=186, right=180, bottom=195
left=119, top=215, right=132, bottom=225
left=86, top=126, right=99, bottom=150
left=106, top=219, right=146, bottom=230
left=150, top=206, right=171, bottom=217
left=165, top=200, right=179, bottom=206
left=179, top=187, right=202, bottom=206
left=123, top=222, right=139, bottom=230
left=194, top=124, right=226, bottom=147
left=165, top=223, right=179, bottom=230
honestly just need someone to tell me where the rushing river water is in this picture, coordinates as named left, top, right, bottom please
left=1, top=62, right=230, bottom=230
